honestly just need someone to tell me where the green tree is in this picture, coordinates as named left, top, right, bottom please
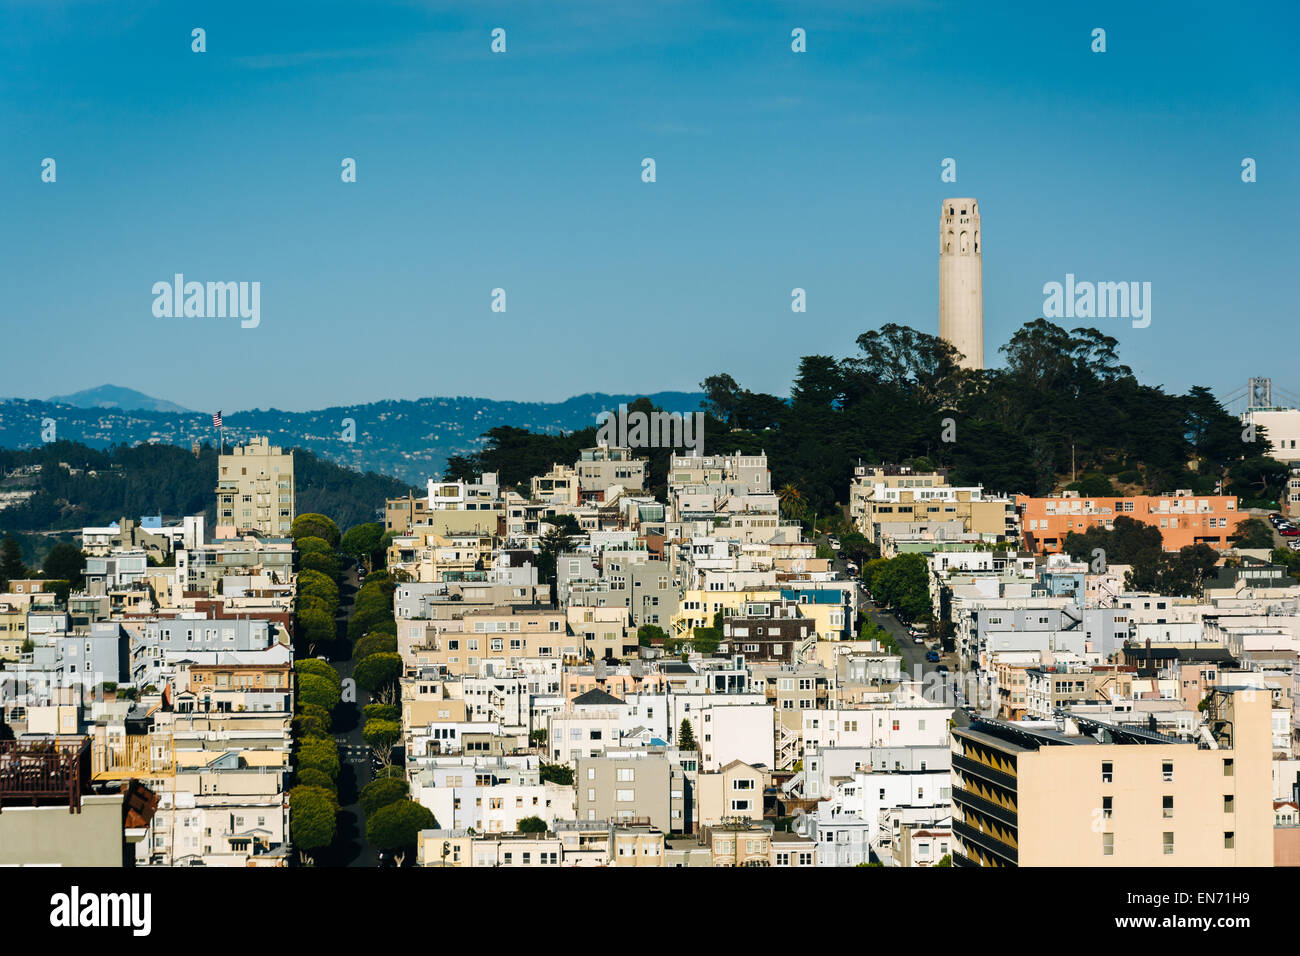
left=297, top=607, right=336, bottom=650
left=292, top=714, right=330, bottom=739
left=301, top=550, right=341, bottom=580
left=517, top=816, right=547, bottom=834
left=1230, top=517, right=1274, bottom=550
left=0, top=535, right=26, bottom=587
left=637, top=624, right=667, bottom=647
left=297, top=674, right=342, bottom=713
left=298, top=569, right=340, bottom=608
left=359, top=776, right=410, bottom=816
left=291, top=513, right=341, bottom=548
left=42, top=542, right=86, bottom=589
left=539, top=763, right=573, bottom=785
left=362, top=702, right=401, bottom=722
left=295, top=768, right=337, bottom=792
left=295, top=658, right=340, bottom=687
left=363, top=718, right=402, bottom=752
left=935, top=854, right=953, bottom=867
left=354, top=632, right=398, bottom=661
left=366, top=799, right=436, bottom=854
left=535, top=525, right=573, bottom=603
left=1066, top=473, right=1116, bottom=497
left=290, top=785, right=338, bottom=858
left=295, top=535, right=333, bottom=556
left=858, top=617, right=890, bottom=644
left=354, top=652, right=402, bottom=693
left=838, top=531, right=876, bottom=567
left=341, top=522, right=386, bottom=569
left=870, top=553, right=931, bottom=621
left=297, top=737, right=341, bottom=780
left=1272, top=547, right=1300, bottom=582
left=678, top=718, right=697, bottom=750
left=297, top=702, right=333, bottom=731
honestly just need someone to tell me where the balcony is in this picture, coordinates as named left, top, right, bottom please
left=952, top=818, right=1018, bottom=865
left=92, top=733, right=176, bottom=780
left=952, top=752, right=1017, bottom=791
left=0, top=736, right=92, bottom=813
left=952, top=785, right=1018, bottom=828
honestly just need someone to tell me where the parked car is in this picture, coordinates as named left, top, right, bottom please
left=828, top=537, right=841, bottom=551
left=1288, top=539, right=1300, bottom=551
left=935, top=664, right=950, bottom=675
left=925, top=650, right=940, bottom=663
left=1282, top=527, right=1300, bottom=537
left=913, top=635, right=925, bottom=645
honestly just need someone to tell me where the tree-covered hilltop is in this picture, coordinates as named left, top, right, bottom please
left=0, top=441, right=415, bottom=534
left=447, top=320, right=1286, bottom=515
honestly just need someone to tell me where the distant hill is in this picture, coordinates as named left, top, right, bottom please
left=0, top=441, right=413, bottom=534
left=48, top=385, right=192, bottom=414
left=0, top=391, right=706, bottom=485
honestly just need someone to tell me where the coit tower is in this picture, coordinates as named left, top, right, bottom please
left=939, top=197, right=983, bottom=370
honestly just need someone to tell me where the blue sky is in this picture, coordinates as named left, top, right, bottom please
left=1, top=0, right=1296, bottom=412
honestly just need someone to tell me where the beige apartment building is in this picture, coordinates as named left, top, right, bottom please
left=417, top=822, right=666, bottom=866
left=697, top=759, right=769, bottom=828
left=575, top=753, right=687, bottom=833
left=386, top=531, right=496, bottom=583
left=531, top=464, right=580, bottom=507
left=413, top=606, right=570, bottom=675
left=576, top=446, right=646, bottom=496
left=0, top=602, right=27, bottom=660
left=951, top=687, right=1273, bottom=866
left=708, top=821, right=772, bottom=866
left=216, top=436, right=294, bottom=537
left=852, top=473, right=1024, bottom=541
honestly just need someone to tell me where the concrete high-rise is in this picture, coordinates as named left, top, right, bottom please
left=939, top=198, right=983, bottom=370
left=215, top=436, right=295, bottom=538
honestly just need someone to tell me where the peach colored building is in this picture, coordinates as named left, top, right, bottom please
left=1014, top=491, right=1244, bottom=555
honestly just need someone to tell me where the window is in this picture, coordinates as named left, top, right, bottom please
left=1162, top=795, right=1173, bottom=819
left=1223, top=758, right=1234, bottom=777
left=1101, top=761, right=1113, bottom=784
left=1162, top=762, right=1173, bottom=783
left=1102, top=796, right=1112, bottom=820
left=1102, top=833, right=1114, bottom=856
left=1223, top=795, right=1235, bottom=813
left=616, top=767, right=635, bottom=782
left=1224, top=831, right=1235, bottom=849
left=732, top=778, right=755, bottom=791
left=1162, top=832, right=1174, bottom=855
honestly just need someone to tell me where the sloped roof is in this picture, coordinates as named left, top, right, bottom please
left=572, top=688, right=625, bottom=706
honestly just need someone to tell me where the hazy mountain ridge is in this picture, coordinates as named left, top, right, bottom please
left=0, top=391, right=706, bottom=485
left=46, top=385, right=192, bottom=414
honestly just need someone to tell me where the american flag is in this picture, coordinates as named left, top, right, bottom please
left=212, top=410, right=223, bottom=428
